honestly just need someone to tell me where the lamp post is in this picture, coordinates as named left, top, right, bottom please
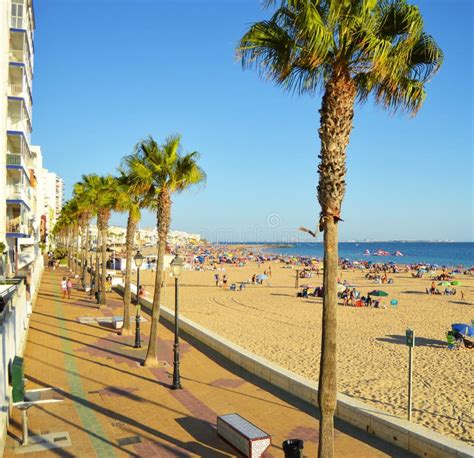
left=170, top=253, right=184, bottom=389
left=133, top=250, right=145, bottom=348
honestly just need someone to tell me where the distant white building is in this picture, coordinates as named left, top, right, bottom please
left=42, top=168, right=64, bottom=243
left=168, top=230, right=201, bottom=245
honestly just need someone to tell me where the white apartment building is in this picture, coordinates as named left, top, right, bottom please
left=0, top=0, right=45, bottom=451
left=1, top=0, right=37, bottom=276
left=42, top=168, right=64, bottom=243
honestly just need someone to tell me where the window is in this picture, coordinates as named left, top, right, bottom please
left=11, top=1, right=25, bottom=29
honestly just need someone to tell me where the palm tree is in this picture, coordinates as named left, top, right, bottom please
left=73, top=181, right=94, bottom=288
left=95, top=175, right=118, bottom=306
left=115, top=169, right=143, bottom=335
left=75, top=174, right=118, bottom=306
left=237, top=1, right=442, bottom=455
left=126, top=135, right=206, bottom=367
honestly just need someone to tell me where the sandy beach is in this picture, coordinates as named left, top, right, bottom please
left=137, top=256, right=473, bottom=444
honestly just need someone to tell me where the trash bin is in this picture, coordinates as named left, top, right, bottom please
left=282, top=439, right=304, bottom=458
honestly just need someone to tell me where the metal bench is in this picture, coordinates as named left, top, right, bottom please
left=217, top=413, right=271, bottom=457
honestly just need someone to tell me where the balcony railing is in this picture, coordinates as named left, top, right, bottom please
left=8, top=84, right=32, bottom=117
left=9, top=83, right=23, bottom=96
left=9, top=49, right=33, bottom=83
left=6, top=218, right=28, bottom=235
left=7, top=118, right=31, bottom=143
left=7, top=183, right=30, bottom=202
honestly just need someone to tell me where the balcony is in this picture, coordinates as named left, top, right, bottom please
left=9, top=40, right=33, bottom=84
left=10, top=0, right=35, bottom=62
left=7, top=117, right=31, bottom=144
left=8, top=86, right=32, bottom=119
left=6, top=153, right=33, bottom=170
left=6, top=132, right=33, bottom=171
left=7, top=183, right=31, bottom=207
left=6, top=218, right=29, bottom=238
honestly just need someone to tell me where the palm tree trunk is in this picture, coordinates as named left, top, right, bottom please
left=74, top=226, right=80, bottom=275
left=100, top=215, right=108, bottom=306
left=82, top=222, right=90, bottom=288
left=317, top=67, right=355, bottom=458
left=67, top=229, right=72, bottom=270
left=94, top=228, right=100, bottom=296
left=144, top=190, right=171, bottom=367
left=121, top=212, right=136, bottom=335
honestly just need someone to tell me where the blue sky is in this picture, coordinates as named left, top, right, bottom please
left=32, top=0, right=473, bottom=242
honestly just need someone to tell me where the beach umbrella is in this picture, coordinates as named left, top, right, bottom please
left=438, top=281, right=451, bottom=286
left=451, top=280, right=461, bottom=286
left=337, top=283, right=346, bottom=293
left=368, top=290, right=389, bottom=297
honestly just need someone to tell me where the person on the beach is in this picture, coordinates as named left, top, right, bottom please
left=222, top=274, right=228, bottom=288
left=61, top=277, right=68, bottom=299
left=66, top=277, right=73, bottom=299
left=214, top=273, right=219, bottom=286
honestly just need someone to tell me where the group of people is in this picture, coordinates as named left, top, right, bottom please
left=427, top=281, right=460, bottom=297
left=47, top=252, right=60, bottom=270
left=60, top=276, right=74, bottom=299
left=214, top=273, right=228, bottom=287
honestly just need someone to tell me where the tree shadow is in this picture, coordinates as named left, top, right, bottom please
left=26, top=375, right=234, bottom=458
left=28, top=326, right=143, bottom=364
left=449, top=301, right=472, bottom=306
left=175, top=417, right=237, bottom=457
left=376, top=335, right=446, bottom=348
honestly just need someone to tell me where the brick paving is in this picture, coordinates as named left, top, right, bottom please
left=4, top=266, right=413, bottom=457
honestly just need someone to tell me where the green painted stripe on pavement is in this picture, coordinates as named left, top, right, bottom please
left=54, top=278, right=118, bottom=457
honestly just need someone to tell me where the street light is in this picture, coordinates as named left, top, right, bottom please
left=170, top=253, right=184, bottom=389
left=133, top=251, right=145, bottom=348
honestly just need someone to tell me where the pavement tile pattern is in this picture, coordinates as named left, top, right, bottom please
left=4, top=266, right=413, bottom=457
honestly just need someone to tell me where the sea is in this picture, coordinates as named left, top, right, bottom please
left=249, top=242, right=474, bottom=267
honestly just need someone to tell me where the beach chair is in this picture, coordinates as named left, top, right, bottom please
left=446, top=331, right=459, bottom=350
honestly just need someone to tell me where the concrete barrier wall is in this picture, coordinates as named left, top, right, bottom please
left=118, top=285, right=474, bottom=458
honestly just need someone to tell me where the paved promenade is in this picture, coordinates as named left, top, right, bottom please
left=4, top=266, right=412, bottom=457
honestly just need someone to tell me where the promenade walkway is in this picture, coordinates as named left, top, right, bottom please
left=4, top=266, right=412, bottom=457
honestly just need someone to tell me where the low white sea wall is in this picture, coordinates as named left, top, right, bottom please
left=0, top=257, right=44, bottom=453
left=118, top=285, right=474, bottom=458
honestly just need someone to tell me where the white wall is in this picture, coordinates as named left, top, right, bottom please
left=0, top=0, right=10, bottom=247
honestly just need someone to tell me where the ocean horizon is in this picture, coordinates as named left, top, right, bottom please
left=222, top=241, right=474, bottom=267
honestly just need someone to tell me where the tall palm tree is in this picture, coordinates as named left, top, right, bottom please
left=73, top=181, right=94, bottom=288
left=115, top=169, right=143, bottom=335
left=75, top=174, right=118, bottom=306
left=237, top=1, right=442, bottom=455
left=95, top=175, right=118, bottom=306
left=126, top=135, right=206, bottom=367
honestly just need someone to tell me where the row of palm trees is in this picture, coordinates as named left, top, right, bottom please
left=53, top=0, right=443, bottom=455
left=53, top=135, right=205, bottom=367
